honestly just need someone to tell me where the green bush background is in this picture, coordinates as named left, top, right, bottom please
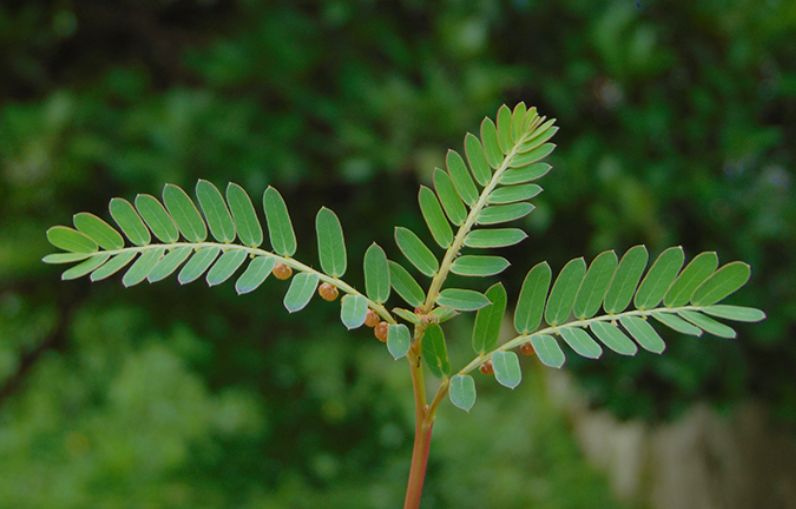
left=0, top=1, right=793, bottom=507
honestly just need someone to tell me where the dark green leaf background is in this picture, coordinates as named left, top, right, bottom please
left=1, top=1, right=793, bottom=507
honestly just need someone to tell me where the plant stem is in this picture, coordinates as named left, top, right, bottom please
left=403, top=340, right=433, bottom=509
left=403, top=418, right=433, bottom=509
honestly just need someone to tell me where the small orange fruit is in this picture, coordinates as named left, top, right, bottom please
left=374, top=321, right=389, bottom=342
left=272, top=263, right=293, bottom=280
left=520, top=342, right=535, bottom=357
left=479, top=360, right=494, bottom=375
left=318, top=282, right=339, bottom=302
left=364, top=309, right=380, bottom=328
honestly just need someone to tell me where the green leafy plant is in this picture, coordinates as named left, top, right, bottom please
left=43, top=103, right=764, bottom=508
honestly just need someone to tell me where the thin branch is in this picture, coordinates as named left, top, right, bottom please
left=69, top=241, right=396, bottom=324
left=455, top=305, right=703, bottom=375
left=420, top=121, right=541, bottom=313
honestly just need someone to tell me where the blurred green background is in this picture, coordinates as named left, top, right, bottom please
left=1, top=1, right=794, bottom=507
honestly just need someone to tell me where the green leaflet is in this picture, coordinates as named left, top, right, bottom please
left=263, top=186, right=297, bottom=257
left=651, top=311, right=702, bottom=337
left=433, top=168, right=467, bottom=226
left=43, top=253, right=92, bottom=264
left=431, top=307, right=458, bottom=323
left=480, top=117, right=503, bottom=168
left=394, top=227, right=438, bottom=277
left=178, top=247, right=222, bottom=285
left=511, top=102, right=528, bottom=142
left=436, top=288, right=490, bottom=311
left=487, top=184, right=542, bottom=205
left=122, top=247, right=164, bottom=287
left=477, top=203, right=534, bottom=225
left=283, top=273, right=319, bottom=313
left=418, top=186, right=453, bottom=248
left=148, top=246, right=193, bottom=283
left=393, top=308, right=421, bottom=324
left=206, top=250, right=247, bottom=286
left=499, top=163, right=551, bottom=185
left=422, top=324, right=450, bottom=378
left=235, top=256, right=276, bottom=295
left=90, top=252, right=137, bottom=282
left=559, top=327, right=602, bottom=359
left=702, top=305, right=765, bottom=322
left=472, top=283, right=507, bottom=354
left=315, top=207, right=347, bottom=277
left=530, top=334, right=565, bottom=369
left=446, top=150, right=479, bottom=206
left=496, top=104, right=513, bottom=153
left=340, top=294, right=368, bottom=330
left=464, top=228, right=527, bottom=249
left=109, top=197, right=151, bottom=246
left=509, top=143, right=555, bottom=168
left=61, top=254, right=110, bottom=281
left=589, top=321, right=638, bottom=356
left=451, top=255, right=510, bottom=277
left=573, top=250, right=618, bottom=319
left=196, top=180, right=236, bottom=243
left=619, top=316, right=666, bottom=354
left=690, top=262, right=751, bottom=306
left=514, top=262, right=552, bottom=334
left=387, top=324, right=411, bottom=360
left=664, top=251, right=718, bottom=307
left=46, top=226, right=98, bottom=253
left=634, top=246, right=684, bottom=309
left=604, top=245, right=648, bottom=314
left=388, top=261, right=425, bottom=307
left=73, top=213, right=124, bottom=250
left=521, top=118, right=556, bottom=149
left=226, top=183, right=263, bottom=247
left=363, top=243, right=390, bottom=304
left=464, top=133, right=492, bottom=186
left=135, top=194, right=179, bottom=243
left=525, top=105, right=539, bottom=129
left=162, top=183, right=207, bottom=242
left=449, top=374, right=476, bottom=412
left=545, top=258, right=586, bottom=326
left=520, top=124, right=558, bottom=153
left=492, top=351, right=521, bottom=389
left=678, top=310, right=736, bottom=339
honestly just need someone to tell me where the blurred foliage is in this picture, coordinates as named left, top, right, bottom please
left=0, top=0, right=794, bottom=506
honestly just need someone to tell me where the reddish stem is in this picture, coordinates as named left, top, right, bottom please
left=403, top=418, right=433, bottom=509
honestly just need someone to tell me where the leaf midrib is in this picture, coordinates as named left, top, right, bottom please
left=77, top=241, right=394, bottom=324
left=421, top=137, right=528, bottom=312
left=456, top=304, right=706, bottom=375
